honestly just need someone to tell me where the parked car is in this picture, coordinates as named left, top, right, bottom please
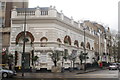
left=117, top=63, right=120, bottom=71
left=0, top=67, right=17, bottom=78
left=109, top=63, right=118, bottom=70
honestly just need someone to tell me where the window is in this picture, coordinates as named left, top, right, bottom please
left=81, top=42, right=84, bottom=47
left=57, top=38, right=62, bottom=43
left=1, top=2, right=5, bottom=10
left=0, top=18, right=2, bottom=27
left=40, top=37, right=48, bottom=47
left=74, top=40, right=79, bottom=47
left=64, top=35, right=71, bottom=45
left=86, top=42, right=90, bottom=49
left=0, top=2, right=1, bottom=9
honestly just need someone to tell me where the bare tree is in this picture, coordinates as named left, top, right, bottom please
left=49, top=50, right=62, bottom=67
left=68, top=51, right=77, bottom=70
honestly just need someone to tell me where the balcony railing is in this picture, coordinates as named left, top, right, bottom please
left=17, top=11, right=35, bottom=16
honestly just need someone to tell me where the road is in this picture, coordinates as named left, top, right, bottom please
left=2, top=69, right=119, bottom=80
left=75, top=69, right=119, bottom=78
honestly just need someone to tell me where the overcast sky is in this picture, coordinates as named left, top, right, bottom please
left=29, top=0, right=119, bottom=31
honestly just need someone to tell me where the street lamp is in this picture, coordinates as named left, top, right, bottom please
left=113, top=34, right=118, bottom=62
left=61, top=52, right=64, bottom=73
left=22, top=2, right=27, bottom=77
left=82, top=23, right=87, bottom=71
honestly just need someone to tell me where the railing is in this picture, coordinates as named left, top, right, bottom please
left=17, top=11, right=35, bottom=16
left=63, top=16, right=71, bottom=23
left=17, top=11, right=49, bottom=16
left=41, top=11, right=48, bottom=15
left=57, top=12, right=61, bottom=18
left=74, top=21, right=78, bottom=27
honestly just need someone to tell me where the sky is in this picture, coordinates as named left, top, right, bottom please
left=29, top=0, right=119, bottom=31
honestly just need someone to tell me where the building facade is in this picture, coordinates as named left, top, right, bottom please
left=0, top=1, right=28, bottom=53
left=84, top=21, right=113, bottom=63
left=0, top=1, right=28, bottom=64
left=10, top=6, right=97, bottom=70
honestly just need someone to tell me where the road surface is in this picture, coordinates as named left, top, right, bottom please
left=2, top=69, right=119, bottom=80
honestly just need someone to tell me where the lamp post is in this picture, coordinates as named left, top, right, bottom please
left=113, top=34, right=118, bottom=62
left=83, top=23, right=87, bottom=71
left=22, top=2, right=27, bottom=77
left=61, top=52, right=64, bottom=73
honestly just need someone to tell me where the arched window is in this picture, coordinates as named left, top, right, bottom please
left=86, top=42, right=90, bottom=49
left=40, top=37, right=48, bottom=42
left=92, top=47, right=94, bottom=50
left=81, top=42, right=84, bottom=48
left=40, top=37, right=48, bottom=47
left=64, top=35, right=71, bottom=45
left=16, top=31, right=34, bottom=44
left=57, top=38, right=62, bottom=47
left=74, top=40, right=79, bottom=47
left=57, top=38, right=62, bottom=43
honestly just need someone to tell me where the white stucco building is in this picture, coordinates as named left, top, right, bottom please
left=10, top=6, right=98, bottom=70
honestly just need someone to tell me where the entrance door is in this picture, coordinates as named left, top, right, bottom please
left=24, top=53, right=30, bottom=69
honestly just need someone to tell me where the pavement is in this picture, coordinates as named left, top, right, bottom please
left=14, top=67, right=108, bottom=79
left=76, top=67, right=109, bottom=74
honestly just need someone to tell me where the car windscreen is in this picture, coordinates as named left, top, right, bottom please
left=2, top=67, right=9, bottom=70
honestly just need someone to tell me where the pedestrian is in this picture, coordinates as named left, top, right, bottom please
left=9, top=63, right=12, bottom=70
left=99, top=62, right=103, bottom=69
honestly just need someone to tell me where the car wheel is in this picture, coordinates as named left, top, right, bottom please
left=2, top=73, right=8, bottom=78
